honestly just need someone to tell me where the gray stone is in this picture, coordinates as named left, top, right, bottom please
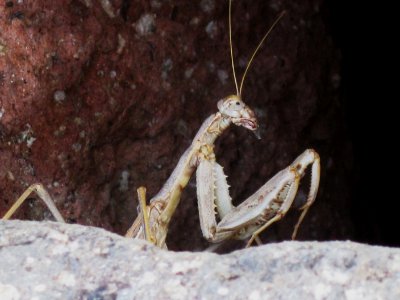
left=0, top=220, right=399, bottom=300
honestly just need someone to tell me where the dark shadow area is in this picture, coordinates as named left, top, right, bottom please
left=323, top=1, right=398, bottom=246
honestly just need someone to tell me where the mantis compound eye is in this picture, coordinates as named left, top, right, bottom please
left=217, top=95, right=244, bottom=117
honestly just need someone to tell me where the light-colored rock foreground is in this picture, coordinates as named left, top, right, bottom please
left=0, top=221, right=399, bottom=300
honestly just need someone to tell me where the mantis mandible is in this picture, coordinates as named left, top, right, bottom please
left=2, top=1, right=320, bottom=250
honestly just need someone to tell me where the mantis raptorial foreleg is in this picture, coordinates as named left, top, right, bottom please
left=1, top=183, right=65, bottom=223
left=196, top=149, right=320, bottom=246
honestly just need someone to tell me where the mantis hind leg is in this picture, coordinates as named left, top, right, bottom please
left=2, top=183, right=65, bottom=223
left=136, top=187, right=156, bottom=244
left=125, top=187, right=165, bottom=246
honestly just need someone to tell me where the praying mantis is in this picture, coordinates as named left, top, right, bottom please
left=1, top=0, right=320, bottom=250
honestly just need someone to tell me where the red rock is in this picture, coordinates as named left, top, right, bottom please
left=0, top=0, right=352, bottom=251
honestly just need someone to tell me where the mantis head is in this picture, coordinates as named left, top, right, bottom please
left=217, top=95, right=258, bottom=132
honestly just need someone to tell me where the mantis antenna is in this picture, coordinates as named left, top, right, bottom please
left=228, top=0, right=286, bottom=97
left=229, top=0, right=239, bottom=95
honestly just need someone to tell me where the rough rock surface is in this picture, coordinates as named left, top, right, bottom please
left=0, top=0, right=352, bottom=251
left=1, top=221, right=399, bottom=300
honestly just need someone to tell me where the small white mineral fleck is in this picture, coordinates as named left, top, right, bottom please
left=0, top=284, right=20, bottom=300
left=119, top=170, right=130, bottom=192
left=217, top=69, right=228, bottom=85
left=57, top=271, right=76, bottom=287
left=217, top=286, right=229, bottom=296
left=54, top=90, right=66, bottom=103
left=34, top=284, right=46, bottom=292
left=200, top=0, right=215, bottom=13
left=100, top=0, right=115, bottom=18
left=205, top=21, right=218, bottom=39
left=135, top=14, right=156, bottom=36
